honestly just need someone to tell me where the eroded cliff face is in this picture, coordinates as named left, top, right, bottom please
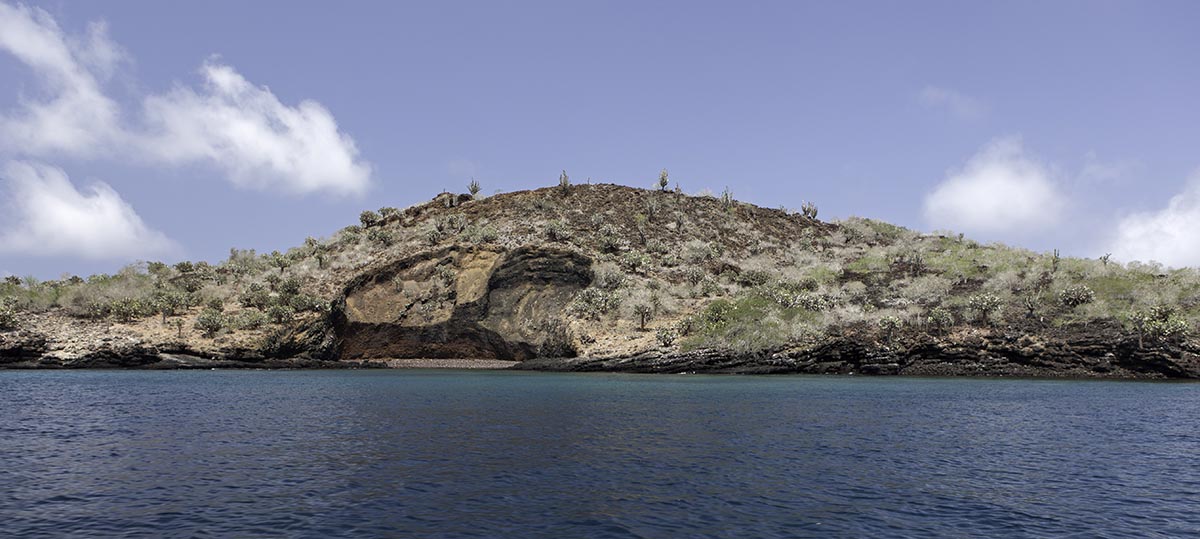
left=333, top=246, right=592, bottom=360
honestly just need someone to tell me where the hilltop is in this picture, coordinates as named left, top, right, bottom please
left=3, top=180, right=1200, bottom=378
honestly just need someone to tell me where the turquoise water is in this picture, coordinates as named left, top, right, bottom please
left=1, top=370, right=1198, bottom=538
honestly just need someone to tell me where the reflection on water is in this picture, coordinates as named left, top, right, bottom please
left=1, top=371, right=1198, bottom=538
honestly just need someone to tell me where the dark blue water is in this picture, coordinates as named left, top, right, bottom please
left=1, top=371, right=1198, bottom=538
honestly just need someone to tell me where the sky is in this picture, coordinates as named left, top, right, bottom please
left=1, top=0, right=1199, bottom=278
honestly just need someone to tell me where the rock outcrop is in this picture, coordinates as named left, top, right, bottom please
left=333, top=246, right=591, bottom=360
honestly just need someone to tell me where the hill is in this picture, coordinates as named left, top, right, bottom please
left=3, top=181, right=1199, bottom=377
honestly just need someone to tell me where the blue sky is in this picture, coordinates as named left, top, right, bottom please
left=1, top=0, right=1199, bottom=277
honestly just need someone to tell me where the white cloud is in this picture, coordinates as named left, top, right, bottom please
left=923, top=136, right=1065, bottom=236
left=0, top=2, right=124, bottom=156
left=0, top=161, right=176, bottom=259
left=1108, top=171, right=1200, bottom=268
left=139, top=61, right=371, bottom=195
left=0, top=2, right=371, bottom=196
left=919, top=85, right=987, bottom=120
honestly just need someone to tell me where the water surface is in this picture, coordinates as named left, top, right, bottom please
left=1, top=370, right=1198, bottom=538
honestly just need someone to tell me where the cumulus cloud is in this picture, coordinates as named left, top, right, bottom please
left=0, top=2, right=124, bottom=156
left=0, top=161, right=176, bottom=259
left=139, top=61, right=371, bottom=195
left=0, top=2, right=371, bottom=196
left=923, top=137, right=1066, bottom=236
left=919, top=85, right=988, bottom=120
left=1107, top=171, right=1200, bottom=268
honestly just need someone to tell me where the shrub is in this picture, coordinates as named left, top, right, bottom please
left=878, top=316, right=901, bottom=341
left=633, top=303, right=653, bottom=330
left=110, top=297, right=153, bottom=322
left=360, top=210, right=382, bottom=227
left=656, top=327, right=677, bottom=347
left=558, top=170, right=571, bottom=194
left=205, top=297, right=224, bottom=312
left=545, top=220, right=572, bottom=242
left=464, top=225, right=499, bottom=243
left=379, top=207, right=400, bottom=219
left=151, top=290, right=190, bottom=323
left=194, top=308, right=225, bottom=337
left=598, top=225, right=625, bottom=252
left=593, top=267, right=627, bottom=290
left=801, top=201, right=818, bottom=219
left=240, top=283, right=271, bottom=309
left=736, top=269, right=772, bottom=287
left=658, top=169, right=670, bottom=192
left=267, top=304, right=296, bottom=324
left=278, top=278, right=302, bottom=297
left=0, top=297, right=18, bottom=330
left=569, top=288, right=621, bottom=320
left=1128, top=305, right=1190, bottom=349
left=231, top=310, right=269, bottom=331
left=269, top=250, right=291, bottom=274
left=967, top=293, right=1002, bottom=325
left=367, top=228, right=395, bottom=246
left=927, top=307, right=953, bottom=333
left=288, top=294, right=325, bottom=313
left=682, top=266, right=706, bottom=286
left=1059, top=285, right=1095, bottom=308
left=620, top=252, right=652, bottom=274
left=468, top=178, right=481, bottom=198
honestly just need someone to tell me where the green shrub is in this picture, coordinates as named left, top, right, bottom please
left=360, top=210, right=382, bottom=227
left=151, top=290, right=191, bottom=323
left=0, top=297, right=18, bottom=329
left=287, top=294, right=325, bottom=312
left=240, top=283, right=271, bottom=309
left=545, top=220, right=572, bottom=242
left=569, top=288, right=621, bottom=320
left=231, top=310, right=269, bottom=330
left=597, top=225, right=624, bottom=252
left=593, top=268, right=627, bottom=290
left=681, top=266, right=706, bottom=286
left=736, top=269, right=773, bottom=287
left=464, top=225, right=499, bottom=243
left=656, top=327, right=677, bottom=347
left=194, top=308, right=225, bottom=337
left=967, top=293, right=1003, bottom=325
left=468, top=178, right=481, bottom=198
left=878, top=315, right=901, bottom=341
left=367, top=228, right=395, bottom=246
left=620, top=252, right=651, bottom=274
left=558, top=170, right=571, bottom=194
left=266, top=304, right=296, bottom=324
left=633, top=303, right=653, bottom=330
left=1128, top=305, right=1190, bottom=348
left=278, top=278, right=302, bottom=297
left=927, top=307, right=954, bottom=333
left=801, top=201, right=818, bottom=219
left=658, top=169, right=670, bottom=192
left=109, top=297, right=153, bottom=322
left=682, top=296, right=786, bottom=355
left=1059, top=285, right=1095, bottom=308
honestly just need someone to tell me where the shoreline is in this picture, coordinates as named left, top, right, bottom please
left=371, top=359, right=520, bottom=369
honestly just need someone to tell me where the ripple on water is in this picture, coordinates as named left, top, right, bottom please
left=1, top=371, right=1199, bottom=538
